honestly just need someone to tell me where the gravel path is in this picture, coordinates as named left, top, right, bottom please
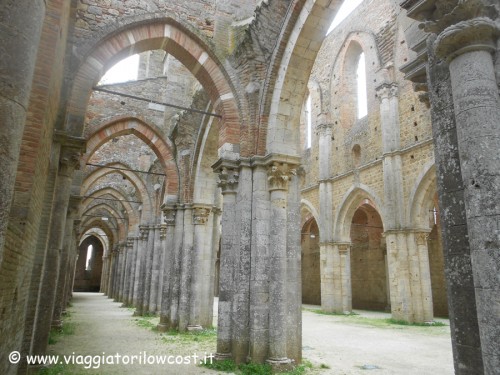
left=47, top=293, right=453, bottom=374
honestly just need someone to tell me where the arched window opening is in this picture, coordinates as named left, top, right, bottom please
left=306, top=94, right=312, bottom=149
left=85, top=244, right=94, bottom=271
left=356, top=53, right=368, bottom=119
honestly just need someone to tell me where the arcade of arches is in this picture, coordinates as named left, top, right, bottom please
left=0, top=0, right=498, bottom=374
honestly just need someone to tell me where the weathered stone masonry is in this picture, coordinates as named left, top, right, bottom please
left=0, top=1, right=498, bottom=375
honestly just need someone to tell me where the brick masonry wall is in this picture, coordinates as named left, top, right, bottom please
left=0, top=1, right=73, bottom=372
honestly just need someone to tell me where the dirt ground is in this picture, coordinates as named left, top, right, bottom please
left=46, top=293, right=454, bottom=374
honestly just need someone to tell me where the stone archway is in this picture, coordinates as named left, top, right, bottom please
left=301, top=217, right=320, bottom=305
left=350, top=203, right=388, bottom=311
left=74, top=236, right=104, bottom=292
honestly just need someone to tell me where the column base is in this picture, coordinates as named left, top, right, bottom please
left=187, top=324, right=203, bottom=331
left=157, top=323, right=169, bottom=332
left=266, top=357, right=294, bottom=372
left=214, top=352, right=232, bottom=361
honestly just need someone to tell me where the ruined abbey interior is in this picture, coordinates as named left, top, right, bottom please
left=0, top=0, right=498, bottom=374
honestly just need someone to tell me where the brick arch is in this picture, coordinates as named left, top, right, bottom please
left=334, top=184, right=386, bottom=242
left=81, top=187, right=139, bottom=227
left=259, top=0, right=341, bottom=156
left=81, top=202, right=127, bottom=241
left=407, top=162, right=437, bottom=230
left=81, top=163, right=153, bottom=219
left=83, top=119, right=177, bottom=204
left=80, top=218, right=118, bottom=248
left=65, top=18, right=241, bottom=158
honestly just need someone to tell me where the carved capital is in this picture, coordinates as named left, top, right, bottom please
left=415, top=232, right=430, bottom=246
left=434, top=17, right=499, bottom=60
left=420, top=1, right=499, bottom=35
left=267, top=162, right=296, bottom=192
left=73, top=220, right=81, bottom=237
left=127, top=237, right=134, bottom=248
left=161, top=204, right=177, bottom=226
left=139, top=225, right=149, bottom=240
left=160, top=224, right=167, bottom=239
left=376, top=83, right=399, bottom=101
left=193, top=206, right=211, bottom=225
left=316, top=122, right=334, bottom=136
left=337, top=243, right=351, bottom=253
left=217, top=167, right=239, bottom=195
left=59, top=146, right=82, bottom=177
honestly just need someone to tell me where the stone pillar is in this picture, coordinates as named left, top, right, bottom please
left=131, top=236, right=140, bottom=305
left=320, top=242, right=335, bottom=312
left=415, top=231, right=433, bottom=322
left=385, top=230, right=413, bottom=321
left=169, top=206, right=185, bottom=328
left=0, top=0, right=45, bottom=264
left=425, top=43, right=485, bottom=373
left=316, top=120, right=335, bottom=313
left=178, top=205, right=194, bottom=331
left=434, top=17, right=500, bottom=372
left=248, top=163, right=270, bottom=363
left=229, top=163, right=253, bottom=363
left=122, top=237, right=134, bottom=306
left=141, top=226, right=154, bottom=312
left=158, top=206, right=176, bottom=331
left=134, top=225, right=149, bottom=315
left=188, top=205, right=212, bottom=330
left=149, top=224, right=162, bottom=313
left=101, top=256, right=108, bottom=293
left=212, top=161, right=239, bottom=360
left=64, top=219, right=80, bottom=310
left=52, top=195, right=80, bottom=328
left=338, top=244, right=352, bottom=313
left=266, top=162, right=294, bottom=366
left=128, top=236, right=139, bottom=305
left=157, top=224, right=167, bottom=309
left=32, top=142, right=81, bottom=357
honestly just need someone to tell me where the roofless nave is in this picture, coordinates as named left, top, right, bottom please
left=0, top=0, right=498, bottom=374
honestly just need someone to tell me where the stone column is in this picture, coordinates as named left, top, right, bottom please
left=157, top=224, right=167, bottom=309
left=248, top=163, right=270, bottom=363
left=101, top=256, right=108, bottom=294
left=122, top=237, right=134, bottom=306
left=131, top=236, right=140, bottom=305
left=266, top=162, right=294, bottom=366
left=229, top=163, right=253, bottom=363
left=434, top=17, right=500, bottom=372
left=0, top=0, right=46, bottom=264
left=158, top=206, right=176, bottom=331
left=64, top=219, right=80, bottom=310
left=52, top=195, right=80, bottom=328
left=317, top=120, right=335, bottom=313
left=32, top=143, right=81, bottom=357
left=338, top=244, right=352, bottom=313
left=134, top=225, right=149, bottom=315
left=169, top=206, right=185, bottom=329
left=128, top=236, right=139, bottom=305
left=143, top=225, right=155, bottom=313
left=149, top=224, right=162, bottom=313
left=425, top=40, right=485, bottom=373
left=178, top=205, right=194, bottom=331
left=212, top=161, right=239, bottom=360
left=188, top=205, right=212, bottom=330
left=385, top=230, right=413, bottom=321
left=415, top=231, right=433, bottom=322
